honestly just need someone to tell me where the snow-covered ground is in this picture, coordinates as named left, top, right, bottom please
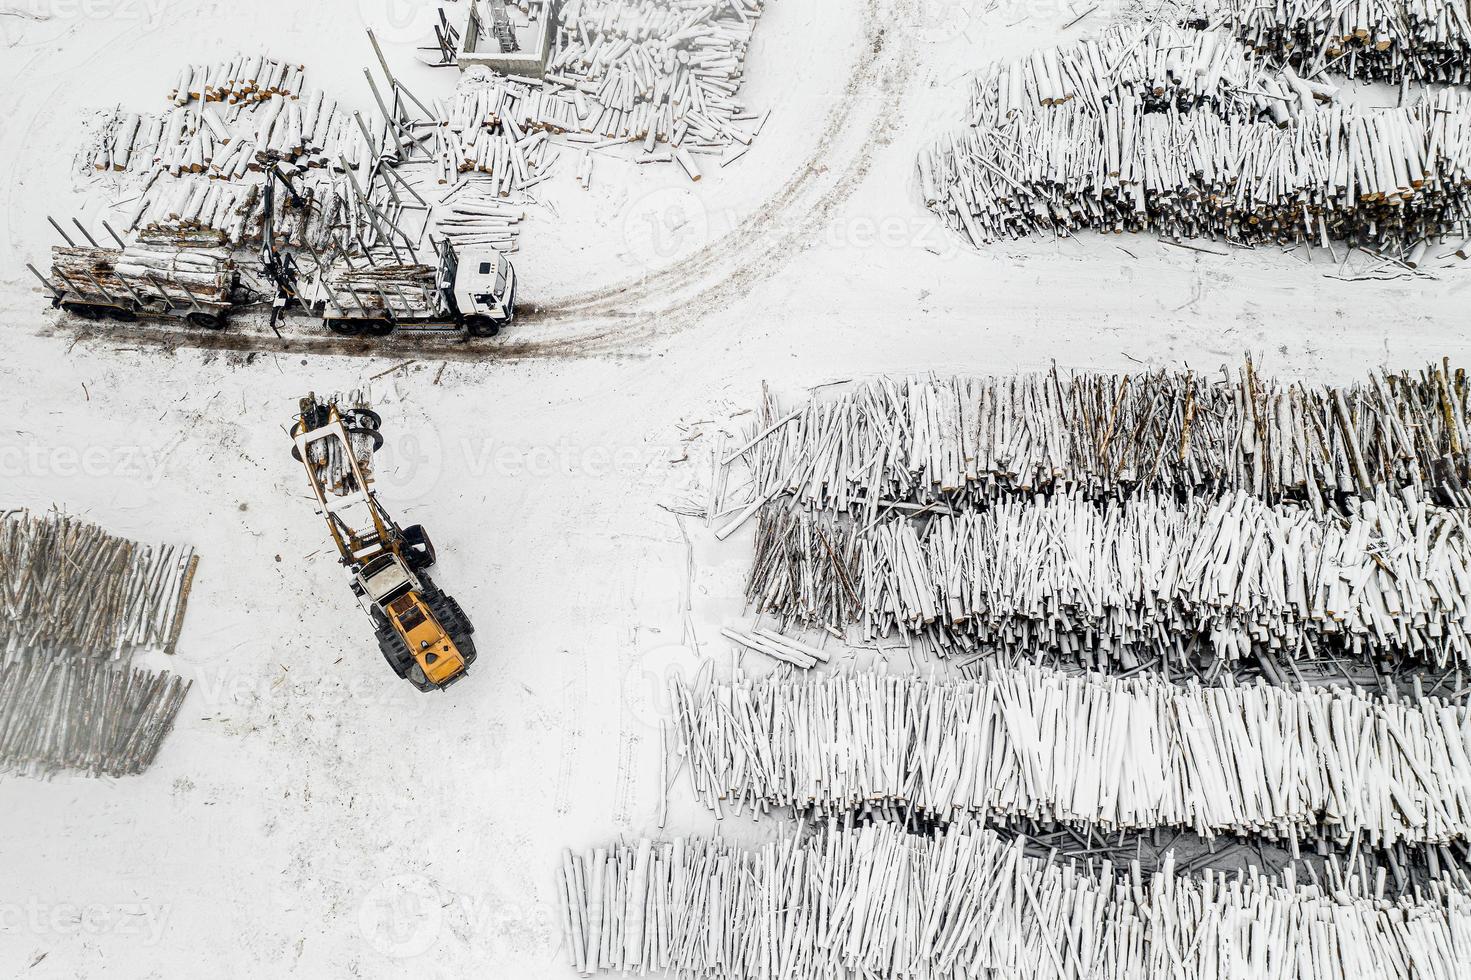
left=1, top=0, right=1468, bottom=977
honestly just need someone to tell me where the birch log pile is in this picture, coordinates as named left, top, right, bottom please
left=918, top=24, right=1471, bottom=251
left=963, top=25, right=1338, bottom=127
left=1221, top=0, right=1471, bottom=84
left=747, top=488, right=1471, bottom=666
left=433, top=181, right=525, bottom=252
left=716, top=364, right=1471, bottom=522
left=430, top=71, right=565, bottom=192
left=921, top=88, right=1471, bottom=250
left=668, top=665, right=1471, bottom=845
left=85, top=53, right=405, bottom=254
left=0, top=511, right=199, bottom=658
left=545, top=0, right=769, bottom=157
left=50, top=242, right=236, bottom=310
left=0, top=655, right=191, bottom=777
left=89, top=55, right=368, bottom=180
left=557, top=821, right=1471, bottom=979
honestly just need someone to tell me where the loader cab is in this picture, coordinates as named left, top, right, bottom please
left=451, top=247, right=516, bottom=326
left=354, top=553, right=419, bottom=611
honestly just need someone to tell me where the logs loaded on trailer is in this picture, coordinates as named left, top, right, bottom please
left=745, top=487, right=1471, bottom=667
left=713, top=363, right=1471, bottom=523
left=557, top=821, right=1471, bottom=980
left=668, top=665, right=1471, bottom=846
left=38, top=240, right=238, bottom=329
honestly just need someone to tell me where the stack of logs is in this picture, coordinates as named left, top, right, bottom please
left=545, top=0, right=769, bottom=167
left=746, top=488, right=1471, bottom=666
left=668, top=666, right=1471, bottom=845
left=49, top=242, right=235, bottom=310
left=964, top=26, right=1338, bottom=126
left=558, top=822, right=1471, bottom=980
left=919, top=25, right=1471, bottom=251
left=1221, top=0, right=1471, bottom=84
left=433, top=179, right=525, bottom=252
left=87, top=52, right=400, bottom=253
left=717, top=363, right=1471, bottom=519
left=0, top=511, right=197, bottom=776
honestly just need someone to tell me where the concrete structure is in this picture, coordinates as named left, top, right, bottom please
left=458, top=0, right=558, bottom=77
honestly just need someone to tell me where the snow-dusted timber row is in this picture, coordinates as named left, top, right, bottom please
left=667, top=665, right=1471, bottom=844
left=719, top=362, right=1471, bottom=517
left=557, top=821, right=1471, bottom=979
left=748, top=488, right=1471, bottom=665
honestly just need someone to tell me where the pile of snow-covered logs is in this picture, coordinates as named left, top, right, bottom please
left=544, top=0, right=770, bottom=164
left=557, top=821, right=1471, bottom=979
left=429, top=71, right=564, bottom=192
left=0, top=511, right=197, bottom=777
left=0, top=511, right=198, bottom=658
left=668, top=666, right=1471, bottom=845
left=1220, top=0, right=1471, bottom=85
left=90, top=64, right=370, bottom=179
left=86, top=52, right=402, bottom=253
left=717, top=364, right=1471, bottom=519
left=49, top=242, right=236, bottom=310
left=433, top=180, right=525, bottom=251
left=922, top=89, right=1471, bottom=249
left=0, top=655, right=192, bottom=777
left=746, top=488, right=1471, bottom=666
left=919, top=25, right=1471, bottom=250
left=964, top=26, right=1338, bottom=126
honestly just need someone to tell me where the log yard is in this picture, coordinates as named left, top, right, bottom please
left=4, top=0, right=1471, bottom=977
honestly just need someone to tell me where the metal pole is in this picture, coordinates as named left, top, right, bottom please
left=101, top=220, right=128, bottom=248
left=367, top=28, right=434, bottom=118
left=26, top=264, right=63, bottom=299
left=71, top=218, right=102, bottom=248
left=47, top=216, right=76, bottom=246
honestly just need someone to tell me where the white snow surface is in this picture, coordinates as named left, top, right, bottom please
left=0, top=0, right=1468, bottom=976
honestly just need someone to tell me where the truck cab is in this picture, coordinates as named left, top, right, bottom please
left=446, top=245, right=516, bottom=335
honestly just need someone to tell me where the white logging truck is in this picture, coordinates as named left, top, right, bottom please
left=32, top=236, right=516, bottom=338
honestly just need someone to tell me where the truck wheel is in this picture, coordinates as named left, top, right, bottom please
left=186, top=311, right=225, bottom=330
left=365, top=322, right=395, bottom=337
left=107, top=308, right=138, bottom=322
left=464, top=316, right=500, bottom=338
left=402, top=524, right=436, bottom=570
left=62, top=303, right=104, bottom=320
left=326, top=319, right=362, bottom=336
